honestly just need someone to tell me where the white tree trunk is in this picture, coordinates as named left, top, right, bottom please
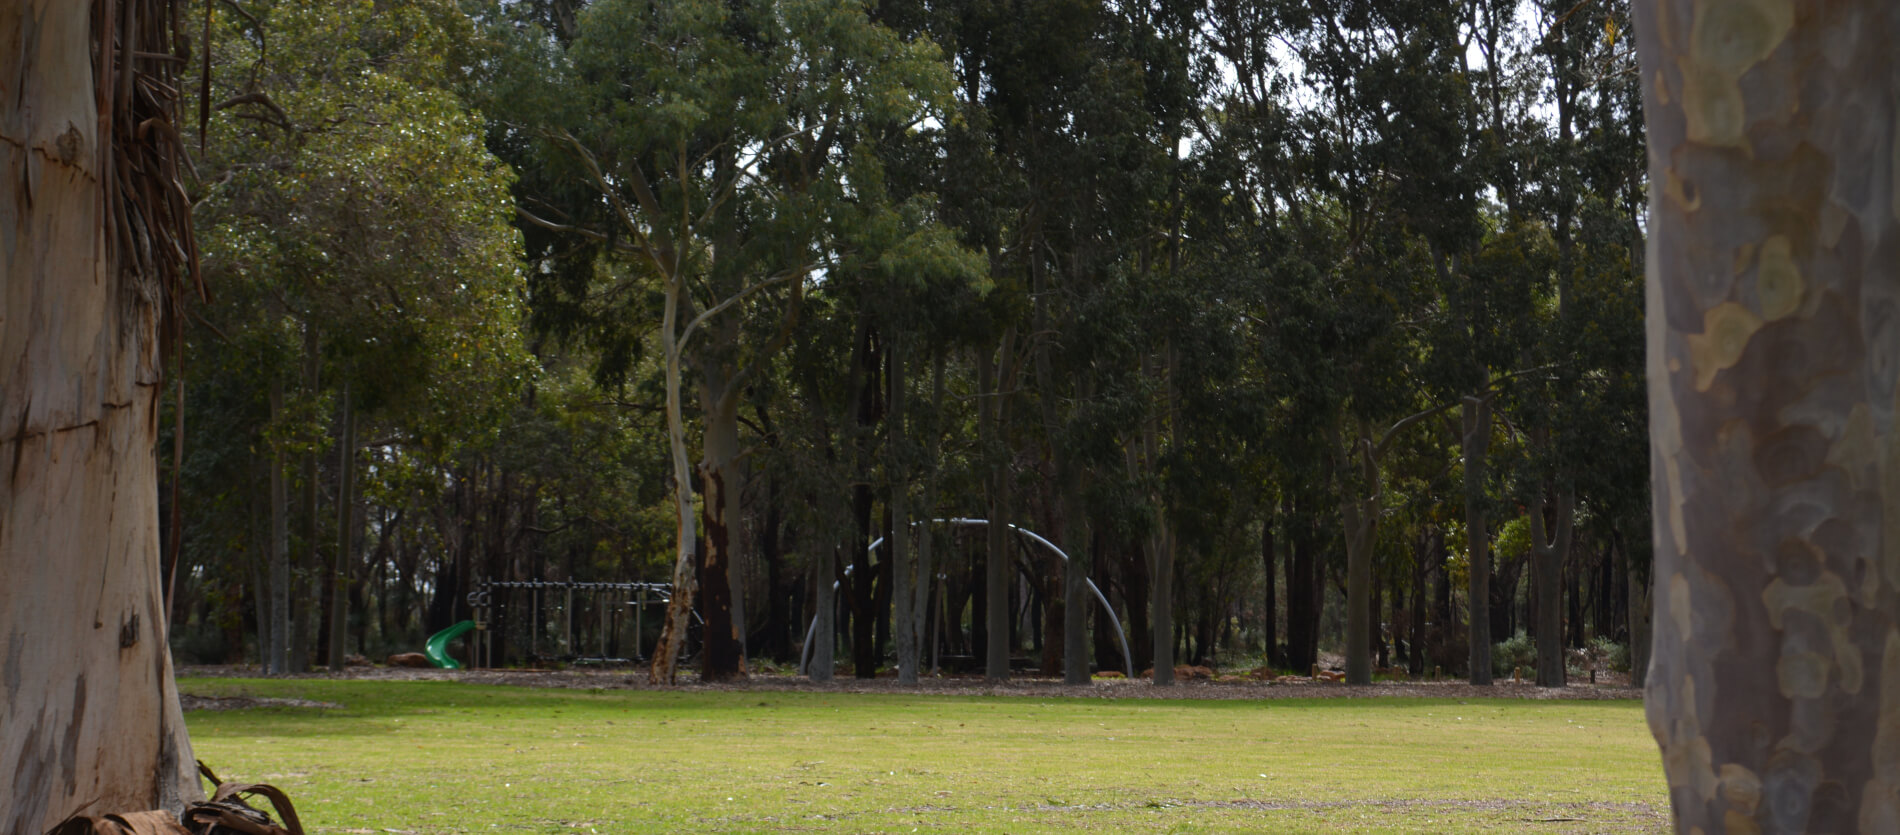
left=1, top=2, right=199, bottom=829
left=649, top=283, right=698, bottom=684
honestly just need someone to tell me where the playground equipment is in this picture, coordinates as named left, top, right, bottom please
left=425, top=620, right=476, bottom=669
left=464, top=580, right=680, bottom=669
left=798, top=518, right=1134, bottom=679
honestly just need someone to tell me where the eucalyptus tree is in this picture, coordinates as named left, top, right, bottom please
left=1253, top=0, right=1478, bottom=685
left=497, top=0, right=971, bottom=682
left=1637, top=1, right=1900, bottom=828
left=192, top=0, right=530, bottom=672
left=2, top=0, right=202, bottom=828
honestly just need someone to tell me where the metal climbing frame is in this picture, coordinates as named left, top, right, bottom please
left=466, top=579, right=674, bottom=668
left=798, top=518, right=1135, bottom=679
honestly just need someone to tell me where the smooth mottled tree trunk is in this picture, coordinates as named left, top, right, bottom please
left=0, top=1, right=200, bottom=828
left=1638, top=2, right=1900, bottom=829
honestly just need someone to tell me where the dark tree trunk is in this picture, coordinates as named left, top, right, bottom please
left=1123, top=534, right=1152, bottom=674
left=1463, top=393, right=1493, bottom=685
left=1285, top=500, right=1321, bottom=673
left=759, top=484, right=788, bottom=661
left=1091, top=532, right=1118, bottom=673
left=1263, top=512, right=1280, bottom=668
left=1433, top=536, right=1456, bottom=674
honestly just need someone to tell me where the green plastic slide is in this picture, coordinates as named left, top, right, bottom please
left=424, top=619, right=476, bottom=669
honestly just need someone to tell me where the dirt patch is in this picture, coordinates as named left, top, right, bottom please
left=178, top=665, right=1640, bottom=701
left=180, top=693, right=344, bottom=711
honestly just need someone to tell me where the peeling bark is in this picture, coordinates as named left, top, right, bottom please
left=1638, top=2, right=1900, bottom=829
left=1, top=1, right=200, bottom=828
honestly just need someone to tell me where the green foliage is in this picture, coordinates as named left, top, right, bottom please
left=1592, top=635, right=1633, bottom=674
left=1492, top=630, right=1538, bottom=678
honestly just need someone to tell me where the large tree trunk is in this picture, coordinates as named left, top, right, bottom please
left=1338, top=422, right=1378, bottom=686
left=1463, top=393, right=1494, bottom=685
left=0, top=0, right=201, bottom=827
left=696, top=374, right=746, bottom=682
left=1638, top=2, right=1899, bottom=829
left=1530, top=488, right=1573, bottom=688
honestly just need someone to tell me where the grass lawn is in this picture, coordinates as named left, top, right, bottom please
left=179, top=676, right=1667, bottom=833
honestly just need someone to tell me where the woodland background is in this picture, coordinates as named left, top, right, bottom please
left=161, top=0, right=1650, bottom=687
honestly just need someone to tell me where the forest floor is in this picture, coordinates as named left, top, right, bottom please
left=178, top=672, right=1665, bottom=833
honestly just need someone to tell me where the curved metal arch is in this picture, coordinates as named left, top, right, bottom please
left=798, top=518, right=1134, bottom=680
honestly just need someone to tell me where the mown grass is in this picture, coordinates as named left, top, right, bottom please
left=180, top=677, right=1667, bottom=833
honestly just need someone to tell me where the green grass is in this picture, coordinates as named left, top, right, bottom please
left=180, top=677, right=1668, bottom=833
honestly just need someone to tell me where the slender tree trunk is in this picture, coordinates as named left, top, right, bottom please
left=294, top=323, right=320, bottom=672
left=890, top=333, right=916, bottom=684
left=268, top=382, right=290, bottom=675
left=911, top=354, right=945, bottom=676
left=761, top=480, right=788, bottom=661
left=1463, top=393, right=1494, bottom=685
left=1286, top=495, right=1319, bottom=673
left=1147, top=352, right=1175, bottom=686
left=984, top=335, right=1013, bottom=682
left=248, top=454, right=272, bottom=671
left=1339, top=423, right=1377, bottom=686
left=1408, top=531, right=1431, bottom=678
left=1626, top=534, right=1651, bottom=690
left=0, top=2, right=200, bottom=825
left=811, top=538, right=836, bottom=682
left=649, top=280, right=698, bottom=684
left=850, top=327, right=881, bottom=679
left=1638, top=3, right=1900, bottom=828
left=1061, top=470, right=1090, bottom=684
left=1263, top=511, right=1279, bottom=668
left=327, top=382, right=355, bottom=670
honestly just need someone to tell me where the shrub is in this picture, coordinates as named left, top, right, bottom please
left=1592, top=635, right=1631, bottom=673
left=1491, top=630, right=1537, bottom=679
